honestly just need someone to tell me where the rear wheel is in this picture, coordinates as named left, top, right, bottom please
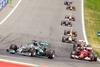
left=62, top=36, right=66, bottom=42
left=64, top=30, right=67, bottom=35
left=89, top=53, right=94, bottom=62
left=93, top=55, right=97, bottom=61
left=47, top=50, right=55, bottom=59
left=29, top=48, right=36, bottom=57
left=74, top=32, right=77, bottom=37
left=69, top=23, right=72, bottom=27
left=73, top=44, right=76, bottom=50
left=61, top=21, right=63, bottom=25
left=74, top=38, right=77, bottom=43
left=73, top=7, right=76, bottom=11
left=64, top=1, right=68, bottom=5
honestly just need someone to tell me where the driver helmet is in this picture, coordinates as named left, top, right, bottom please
left=69, top=32, right=72, bottom=36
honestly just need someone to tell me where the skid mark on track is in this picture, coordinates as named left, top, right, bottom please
left=0, top=33, right=12, bottom=43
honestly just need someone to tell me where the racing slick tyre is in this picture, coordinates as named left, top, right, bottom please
left=62, top=36, right=66, bottom=42
left=64, top=1, right=72, bottom=5
left=29, top=48, right=36, bottom=57
left=73, top=32, right=77, bottom=37
left=69, top=23, right=72, bottom=27
left=93, top=55, right=97, bottom=61
left=64, top=30, right=68, bottom=35
left=73, top=7, right=76, bottom=11
left=72, top=18, right=75, bottom=21
left=89, top=53, right=97, bottom=62
left=61, top=20, right=64, bottom=26
left=72, top=38, right=77, bottom=44
left=9, top=44, right=18, bottom=52
left=70, top=51, right=76, bottom=59
left=64, top=1, right=68, bottom=5
left=46, top=50, right=55, bottom=59
left=73, top=44, right=77, bottom=51
left=66, top=7, right=69, bottom=10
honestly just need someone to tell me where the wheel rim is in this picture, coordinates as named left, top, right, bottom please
left=52, top=54, right=55, bottom=58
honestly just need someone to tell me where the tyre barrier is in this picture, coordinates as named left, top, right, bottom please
left=0, top=0, right=8, bottom=10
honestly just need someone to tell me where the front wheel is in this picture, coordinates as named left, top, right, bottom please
left=9, top=44, right=18, bottom=52
left=70, top=51, right=76, bottom=59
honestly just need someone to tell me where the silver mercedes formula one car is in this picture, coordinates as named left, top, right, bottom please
left=7, top=40, right=55, bottom=59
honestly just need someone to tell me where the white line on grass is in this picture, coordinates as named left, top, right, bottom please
left=0, top=0, right=22, bottom=25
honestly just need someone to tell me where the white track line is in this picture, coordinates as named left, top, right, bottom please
left=81, top=0, right=100, bottom=62
left=0, top=0, right=22, bottom=25
left=81, top=0, right=89, bottom=45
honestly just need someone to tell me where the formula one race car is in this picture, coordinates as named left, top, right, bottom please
left=62, top=35, right=77, bottom=43
left=66, top=4, right=76, bottom=11
left=64, top=1, right=72, bottom=5
left=61, top=20, right=72, bottom=27
left=70, top=47, right=97, bottom=62
left=65, top=15, right=75, bottom=21
left=64, top=30, right=77, bottom=37
left=73, top=40, right=86, bottom=50
left=7, top=41, right=55, bottom=59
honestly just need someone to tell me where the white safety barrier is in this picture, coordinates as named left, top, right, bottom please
left=0, top=0, right=8, bottom=10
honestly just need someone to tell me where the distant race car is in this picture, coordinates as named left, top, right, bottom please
left=64, top=30, right=77, bottom=37
left=7, top=40, right=55, bottom=59
left=65, top=15, right=75, bottom=21
left=70, top=47, right=97, bottom=62
left=61, top=20, right=72, bottom=27
left=66, top=4, right=76, bottom=11
left=64, top=1, right=72, bottom=5
left=62, top=35, right=77, bottom=43
left=73, top=40, right=86, bottom=50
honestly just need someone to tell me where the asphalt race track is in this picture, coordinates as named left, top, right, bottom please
left=0, top=0, right=100, bottom=67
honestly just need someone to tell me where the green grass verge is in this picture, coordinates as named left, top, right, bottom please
left=84, top=0, right=100, bottom=58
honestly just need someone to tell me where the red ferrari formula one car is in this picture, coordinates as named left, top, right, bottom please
left=70, top=47, right=97, bottom=62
